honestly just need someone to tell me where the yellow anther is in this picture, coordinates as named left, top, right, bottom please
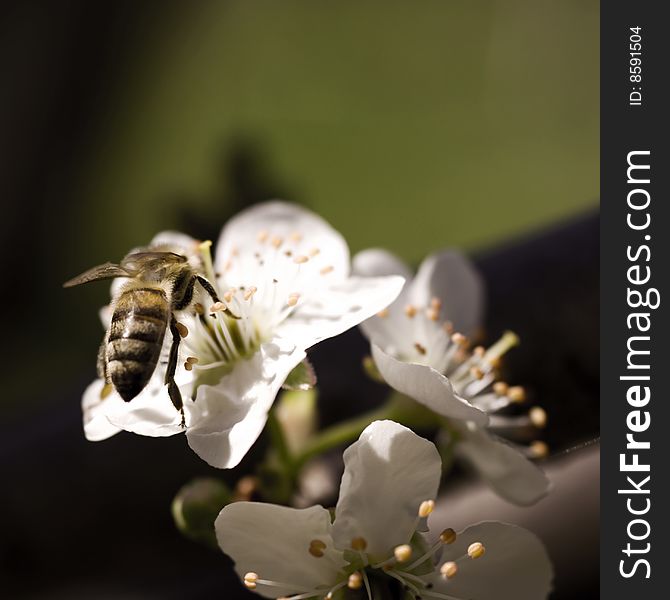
left=309, top=539, right=327, bottom=558
left=394, top=544, right=412, bottom=563
left=293, top=255, right=309, bottom=264
left=440, top=561, right=458, bottom=579
left=243, top=572, right=258, bottom=589
left=530, top=440, right=549, bottom=458
left=186, top=356, right=199, bottom=364
left=414, top=342, right=427, bottom=355
left=470, top=366, right=485, bottom=380
left=426, top=308, right=440, bottom=321
left=430, top=297, right=442, bottom=311
left=289, top=232, right=303, bottom=242
left=198, top=240, right=212, bottom=252
left=223, top=290, right=235, bottom=303
left=175, top=322, right=189, bottom=338
left=210, top=302, right=226, bottom=313
left=347, top=572, right=363, bottom=590
left=257, top=230, right=269, bottom=243
left=184, top=361, right=193, bottom=371
left=244, top=286, right=258, bottom=301
left=100, top=383, right=113, bottom=399
left=351, top=537, right=367, bottom=551
left=271, top=236, right=283, bottom=249
left=451, top=332, right=468, bottom=347
left=320, top=265, right=334, bottom=275
left=439, top=528, right=457, bottom=545
left=474, top=346, right=485, bottom=358
left=418, top=499, right=435, bottom=518
left=507, top=386, right=526, bottom=403
left=467, top=542, right=485, bottom=559
left=529, top=406, right=547, bottom=428
left=377, top=308, right=390, bottom=318
left=309, top=247, right=320, bottom=257
left=404, top=304, right=417, bottom=318
left=493, top=381, right=509, bottom=396
left=287, top=293, right=300, bottom=307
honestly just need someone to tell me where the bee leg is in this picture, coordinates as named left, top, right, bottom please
left=166, top=316, right=186, bottom=428
left=196, top=274, right=239, bottom=319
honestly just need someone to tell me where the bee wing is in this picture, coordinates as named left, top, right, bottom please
left=63, top=262, right=133, bottom=288
left=120, top=251, right=187, bottom=275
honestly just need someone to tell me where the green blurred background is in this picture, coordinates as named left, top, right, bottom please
left=3, top=0, right=598, bottom=414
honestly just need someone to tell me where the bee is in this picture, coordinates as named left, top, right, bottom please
left=64, top=247, right=225, bottom=427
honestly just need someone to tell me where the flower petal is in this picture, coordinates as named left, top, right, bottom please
left=332, top=420, right=442, bottom=560
left=216, top=502, right=346, bottom=598
left=186, top=338, right=306, bottom=469
left=371, top=345, right=489, bottom=426
left=430, top=521, right=553, bottom=600
left=456, top=425, right=551, bottom=506
left=276, top=275, right=405, bottom=350
left=409, top=250, right=484, bottom=336
left=150, top=230, right=200, bottom=252
left=215, top=201, right=351, bottom=288
left=352, top=248, right=413, bottom=281
left=82, top=379, right=122, bottom=441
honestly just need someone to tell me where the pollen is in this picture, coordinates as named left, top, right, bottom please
left=418, top=499, right=435, bottom=518
left=243, top=572, right=258, bottom=589
left=529, top=406, right=547, bottom=428
left=440, top=561, right=458, bottom=579
left=507, top=386, right=526, bottom=403
left=257, top=230, right=269, bottom=243
left=175, top=322, right=189, bottom=338
left=287, top=293, right=300, bottom=307
left=347, top=572, right=363, bottom=590
left=467, top=542, right=485, bottom=559
left=293, top=255, right=309, bottom=264
left=351, top=537, right=368, bottom=551
left=394, top=544, right=412, bottom=563
left=320, top=265, right=334, bottom=275
left=308, top=539, right=327, bottom=558
left=404, top=304, right=417, bottom=318
left=439, top=528, right=457, bottom=545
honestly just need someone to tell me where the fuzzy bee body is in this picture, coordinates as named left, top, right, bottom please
left=65, top=246, right=224, bottom=426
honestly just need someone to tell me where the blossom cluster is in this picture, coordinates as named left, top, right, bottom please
left=72, top=201, right=554, bottom=599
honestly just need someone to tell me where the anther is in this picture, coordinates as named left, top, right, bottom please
left=439, top=528, right=457, bottom=545
left=404, top=304, right=417, bottom=318
left=287, top=293, right=300, bottom=307
left=414, top=342, right=427, bottom=355
left=474, top=346, right=485, bottom=358
left=443, top=321, right=454, bottom=334
left=493, top=381, right=509, bottom=396
left=426, top=308, right=440, bottom=321
left=100, top=383, right=113, bottom=399
left=440, top=561, right=458, bottom=579
left=347, top=572, right=363, bottom=590
left=529, top=406, right=547, bottom=428
left=193, top=303, right=205, bottom=315
left=184, top=357, right=199, bottom=371
left=451, top=332, right=468, bottom=347
left=351, top=537, right=367, bottom=551
left=308, top=539, right=327, bottom=558
left=210, top=302, right=226, bottom=313
left=530, top=440, right=549, bottom=458
left=175, top=322, right=189, bottom=338
left=320, top=265, right=334, bottom=275
left=418, top=499, right=435, bottom=518
left=309, top=247, right=320, bottom=257
left=293, top=255, right=309, bottom=264
left=507, top=386, right=526, bottom=403
left=467, top=542, right=485, bottom=559
left=377, top=308, right=390, bottom=318
left=244, top=572, right=258, bottom=590
left=271, top=236, right=283, bottom=249
left=470, top=366, right=484, bottom=380
left=430, top=297, right=442, bottom=311
left=289, top=232, right=303, bottom=242
left=223, top=290, right=235, bottom=303
left=244, top=286, right=258, bottom=301
left=257, top=230, right=269, bottom=243
left=394, top=544, right=413, bottom=563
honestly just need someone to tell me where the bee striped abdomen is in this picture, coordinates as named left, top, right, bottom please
left=107, top=287, right=169, bottom=402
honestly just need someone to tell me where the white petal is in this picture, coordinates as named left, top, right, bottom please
left=352, top=248, right=413, bottom=281
left=150, top=230, right=199, bottom=252
left=430, top=521, right=553, bottom=600
left=332, top=420, right=441, bottom=560
left=216, top=502, right=346, bottom=598
left=276, top=275, right=405, bottom=350
left=371, top=345, right=489, bottom=426
left=409, top=251, right=484, bottom=336
left=82, top=379, right=122, bottom=441
left=215, top=201, right=350, bottom=287
left=456, top=426, right=551, bottom=506
left=186, top=338, right=306, bottom=469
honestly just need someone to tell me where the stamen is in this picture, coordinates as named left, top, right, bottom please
left=244, top=286, right=258, bottom=301
left=377, top=308, right=390, bottom=318
left=223, top=290, right=235, bottom=303
left=309, top=247, right=320, bottom=257
left=529, top=440, right=549, bottom=458
left=450, top=332, right=468, bottom=347
left=293, top=255, right=309, bottom=264
left=257, top=230, right=269, bottom=243
left=244, top=572, right=258, bottom=589
left=470, top=366, right=484, bottom=380
left=443, top=321, right=454, bottom=334
left=198, top=240, right=218, bottom=286
left=287, top=293, right=300, bottom=307
left=394, top=544, right=413, bottom=563
left=325, top=580, right=348, bottom=599
left=404, top=527, right=456, bottom=571
left=308, top=539, right=327, bottom=558
left=193, top=302, right=205, bottom=315
left=210, top=302, right=226, bottom=313
left=440, top=561, right=458, bottom=579
left=493, top=381, right=508, bottom=396
left=351, top=537, right=368, bottom=551
left=418, top=499, right=435, bottom=518
left=482, top=331, right=519, bottom=366
left=414, top=342, right=427, bottom=355
left=430, top=297, right=442, bottom=311
left=439, top=528, right=457, bottom=544
left=426, top=308, right=440, bottom=321
left=320, top=265, right=334, bottom=275
left=175, top=322, right=189, bottom=338
left=270, top=235, right=283, bottom=249
left=289, top=232, right=303, bottom=242
left=347, top=572, right=363, bottom=590
left=507, top=386, right=526, bottom=403
left=404, top=304, right=417, bottom=318
left=467, top=542, right=485, bottom=559
left=529, top=406, right=547, bottom=428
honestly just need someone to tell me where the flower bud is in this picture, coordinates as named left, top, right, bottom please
left=172, top=478, right=231, bottom=548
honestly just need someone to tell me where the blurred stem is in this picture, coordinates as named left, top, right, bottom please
left=266, top=407, right=293, bottom=467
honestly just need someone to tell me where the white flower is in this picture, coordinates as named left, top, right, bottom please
left=353, top=249, right=550, bottom=505
left=216, top=420, right=553, bottom=600
left=82, top=202, right=404, bottom=468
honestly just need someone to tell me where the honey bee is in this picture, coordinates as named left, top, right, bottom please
left=64, top=247, right=224, bottom=427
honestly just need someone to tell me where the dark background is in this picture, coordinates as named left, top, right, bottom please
left=1, top=2, right=599, bottom=598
